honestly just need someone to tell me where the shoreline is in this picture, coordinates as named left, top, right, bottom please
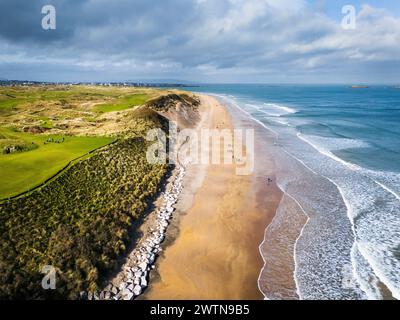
left=88, top=94, right=284, bottom=300
left=218, top=94, right=305, bottom=300
left=142, top=95, right=282, bottom=300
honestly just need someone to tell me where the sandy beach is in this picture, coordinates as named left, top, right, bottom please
left=142, top=95, right=282, bottom=300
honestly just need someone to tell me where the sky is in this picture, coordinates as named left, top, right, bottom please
left=0, top=0, right=399, bottom=84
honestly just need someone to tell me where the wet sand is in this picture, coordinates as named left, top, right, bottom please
left=143, top=95, right=282, bottom=300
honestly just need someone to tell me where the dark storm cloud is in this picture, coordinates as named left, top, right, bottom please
left=0, top=0, right=90, bottom=43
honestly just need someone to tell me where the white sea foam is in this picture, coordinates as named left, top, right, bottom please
left=258, top=190, right=310, bottom=300
left=297, top=133, right=362, bottom=172
left=278, top=149, right=365, bottom=299
left=269, top=118, right=289, bottom=126
left=296, top=134, right=400, bottom=299
left=226, top=97, right=362, bottom=298
left=264, top=103, right=297, bottom=115
left=282, top=190, right=310, bottom=300
left=221, top=99, right=280, bottom=137
left=244, top=102, right=297, bottom=117
left=298, top=134, right=370, bottom=151
left=244, top=103, right=260, bottom=111
left=211, top=93, right=400, bottom=300
left=297, top=133, right=400, bottom=203
left=366, top=170, right=400, bottom=201
left=351, top=244, right=385, bottom=300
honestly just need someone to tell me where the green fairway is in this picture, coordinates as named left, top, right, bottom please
left=0, top=128, right=114, bottom=199
left=95, top=94, right=150, bottom=113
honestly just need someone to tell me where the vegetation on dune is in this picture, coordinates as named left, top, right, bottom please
left=146, top=93, right=200, bottom=111
left=0, top=138, right=169, bottom=299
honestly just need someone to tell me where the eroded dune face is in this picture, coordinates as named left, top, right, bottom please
left=146, top=93, right=201, bottom=129
left=57, top=92, right=201, bottom=137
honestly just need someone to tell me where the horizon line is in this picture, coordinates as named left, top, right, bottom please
left=1, top=79, right=399, bottom=86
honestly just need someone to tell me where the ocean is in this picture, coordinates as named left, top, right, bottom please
left=184, top=84, right=400, bottom=300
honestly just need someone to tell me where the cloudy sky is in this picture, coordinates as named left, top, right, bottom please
left=0, top=0, right=399, bottom=83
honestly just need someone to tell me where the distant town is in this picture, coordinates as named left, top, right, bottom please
left=0, top=79, right=196, bottom=88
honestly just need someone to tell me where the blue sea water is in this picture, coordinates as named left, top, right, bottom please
left=188, top=84, right=400, bottom=172
left=184, top=84, right=400, bottom=300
